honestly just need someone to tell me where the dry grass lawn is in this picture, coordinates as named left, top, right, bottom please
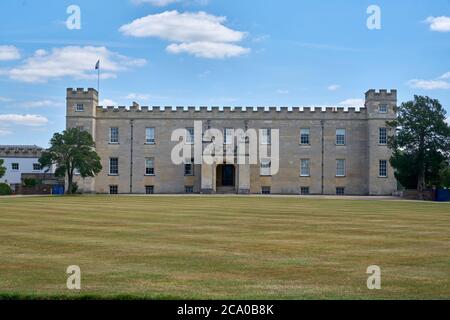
left=0, top=196, right=449, bottom=299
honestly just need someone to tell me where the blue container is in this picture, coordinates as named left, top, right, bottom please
left=436, top=188, right=450, bottom=202
left=52, top=185, right=65, bottom=195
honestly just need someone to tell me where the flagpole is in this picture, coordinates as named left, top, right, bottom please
left=97, top=62, right=100, bottom=101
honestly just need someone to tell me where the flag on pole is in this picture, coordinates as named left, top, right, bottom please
left=95, top=60, right=100, bottom=70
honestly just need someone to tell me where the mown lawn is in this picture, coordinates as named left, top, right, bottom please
left=0, top=196, right=449, bottom=300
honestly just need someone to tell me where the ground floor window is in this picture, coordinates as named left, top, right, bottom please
left=261, top=186, right=271, bottom=195
left=300, top=187, right=310, bottom=195
left=184, top=159, right=194, bottom=176
left=109, top=185, right=118, bottom=195
left=336, top=187, right=345, bottom=195
left=12, top=163, right=19, bottom=171
left=185, top=186, right=194, bottom=193
left=145, top=185, right=154, bottom=194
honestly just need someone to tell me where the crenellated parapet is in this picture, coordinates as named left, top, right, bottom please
left=365, top=89, right=397, bottom=102
left=96, top=105, right=366, bottom=114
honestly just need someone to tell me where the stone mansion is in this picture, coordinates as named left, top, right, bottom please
left=66, top=88, right=397, bottom=195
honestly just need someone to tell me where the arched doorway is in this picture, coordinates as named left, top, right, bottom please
left=216, top=164, right=236, bottom=191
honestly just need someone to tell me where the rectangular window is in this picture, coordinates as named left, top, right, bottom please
left=260, top=159, right=272, bottom=176
left=110, top=127, right=119, bottom=144
left=336, top=159, right=346, bottom=177
left=300, top=128, right=310, bottom=145
left=109, top=158, right=119, bottom=175
left=261, top=128, right=271, bottom=145
left=336, top=129, right=346, bottom=145
left=11, top=163, right=19, bottom=171
left=33, top=163, right=41, bottom=171
left=300, top=159, right=310, bottom=177
left=300, top=187, right=310, bottom=195
left=379, top=104, right=388, bottom=113
left=224, top=128, right=234, bottom=145
left=145, top=185, right=154, bottom=194
left=336, top=187, right=345, bottom=196
left=261, top=186, right=271, bottom=195
left=379, top=160, right=388, bottom=177
left=184, top=158, right=194, bottom=176
left=146, top=128, right=155, bottom=144
left=379, top=128, right=388, bottom=145
left=75, top=103, right=84, bottom=112
left=109, top=185, right=118, bottom=195
left=76, top=126, right=84, bottom=132
left=186, top=127, right=194, bottom=144
left=145, top=158, right=155, bottom=176
left=185, top=186, right=194, bottom=194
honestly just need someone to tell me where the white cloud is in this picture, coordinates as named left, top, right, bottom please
left=167, top=41, right=249, bottom=59
left=408, top=79, right=450, bottom=90
left=132, top=0, right=179, bottom=6
left=0, top=128, right=12, bottom=136
left=6, top=46, right=146, bottom=83
left=120, top=11, right=245, bottom=42
left=425, top=16, right=450, bottom=32
left=276, top=89, right=289, bottom=95
left=0, top=114, right=49, bottom=126
left=126, top=93, right=151, bottom=100
left=440, top=72, right=450, bottom=79
left=20, top=99, right=64, bottom=108
left=339, top=98, right=364, bottom=107
left=0, top=45, right=21, bottom=61
left=252, top=34, right=270, bottom=43
left=120, top=11, right=249, bottom=59
left=99, top=99, right=118, bottom=106
left=0, top=96, right=12, bottom=102
left=327, top=84, right=341, bottom=91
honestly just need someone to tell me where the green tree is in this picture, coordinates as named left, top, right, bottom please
left=387, top=96, right=450, bottom=192
left=0, top=159, right=5, bottom=179
left=39, top=128, right=102, bottom=194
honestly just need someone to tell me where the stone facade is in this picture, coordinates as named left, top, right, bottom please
left=66, top=88, right=397, bottom=195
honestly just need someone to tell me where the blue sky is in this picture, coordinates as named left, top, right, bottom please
left=0, top=0, right=449, bottom=147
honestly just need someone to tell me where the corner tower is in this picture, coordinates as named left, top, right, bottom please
left=66, top=88, right=99, bottom=193
left=365, top=89, right=397, bottom=195
left=66, top=88, right=98, bottom=140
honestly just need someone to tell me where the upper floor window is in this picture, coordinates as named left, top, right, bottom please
left=76, top=126, right=85, bottom=132
left=146, top=128, right=155, bottom=144
left=11, top=163, right=19, bottom=171
left=379, top=160, right=388, bottom=177
left=109, top=157, right=119, bottom=175
left=186, top=127, right=194, bottom=145
left=145, top=158, right=155, bottom=176
left=75, top=103, right=84, bottom=112
left=336, top=129, right=346, bottom=146
left=379, top=128, right=388, bottom=145
left=260, top=159, right=272, bottom=176
left=336, top=159, right=346, bottom=177
left=33, top=163, right=41, bottom=171
left=300, top=159, right=310, bottom=177
left=224, top=128, right=234, bottom=145
left=110, top=127, right=119, bottom=144
left=379, top=104, right=388, bottom=113
left=261, top=128, right=271, bottom=145
left=300, top=128, right=310, bottom=145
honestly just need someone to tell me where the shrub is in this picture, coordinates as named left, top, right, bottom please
left=0, top=183, right=12, bottom=196
left=23, top=178, right=39, bottom=187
